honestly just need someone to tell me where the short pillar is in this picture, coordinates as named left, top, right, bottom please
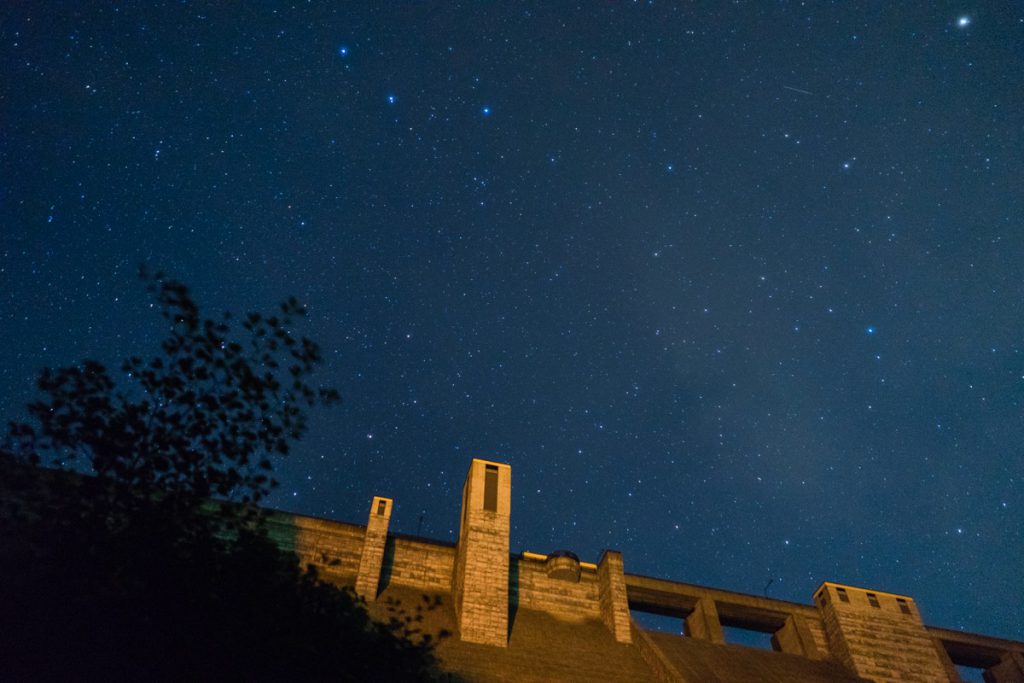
left=354, top=496, right=392, bottom=601
left=988, top=651, right=1024, bottom=683
left=772, top=614, right=822, bottom=659
left=684, top=597, right=725, bottom=644
left=597, top=550, right=632, bottom=643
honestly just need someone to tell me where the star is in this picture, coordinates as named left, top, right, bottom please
left=3, top=0, right=1020, bottom=648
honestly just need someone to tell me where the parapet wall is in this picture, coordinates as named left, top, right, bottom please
left=264, top=458, right=1024, bottom=683
left=513, top=555, right=602, bottom=621
left=265, top=512, right=364, bottom=582
left=384, top=535, right=456, bottom=593
left=265, top=511, right=455, bottom=594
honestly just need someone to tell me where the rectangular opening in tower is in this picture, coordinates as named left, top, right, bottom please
left=377, top=499, right=387, bottom=516
left=484, top=465, right=498, bottom=511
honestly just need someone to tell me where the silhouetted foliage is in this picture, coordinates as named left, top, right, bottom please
left=0, top=271, right=444, bottom=681
left=9, top=268, right=339, bottom=512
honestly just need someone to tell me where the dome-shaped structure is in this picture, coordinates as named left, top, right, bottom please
left=545, top=550, right=582, bottom=583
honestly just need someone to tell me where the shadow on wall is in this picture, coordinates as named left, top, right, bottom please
left=268, top=516, right=456, bottom=649
left=378, top=536, right=398, bottom=597
left=379, top=593, right=453, bottom=648
left=508, top=559, right=520, bottom=639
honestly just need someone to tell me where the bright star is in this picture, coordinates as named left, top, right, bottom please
left=481, top=105, right=491, bottom=116
left=337, top=45, right=349, bottom=57
left=957, top=15, right=971, bottom=28
left=387, top=94, right=396, bottom=104
left=866, top=326, right=876, bottom=335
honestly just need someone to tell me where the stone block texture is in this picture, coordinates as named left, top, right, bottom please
left=597, top=550, right=633, bottom=643
left=685, top=596, right=725, bottom=644
left=355, top=496, right=392, bottom=601
left=258, top=460, right=1024, bottom=682
left=383, top=537, right=455, bottom=592
left=512, top=559, right=601, bottom=620
left=816, top=583, right=950, bottom=683
left=451, top=459, right=511, bottom=647
left=773, top=614, right=823, bottom=660
left=264, top=513, right=365, bottom=581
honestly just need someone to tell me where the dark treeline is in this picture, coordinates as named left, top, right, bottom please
left=0, top=271, right=444, bottom=681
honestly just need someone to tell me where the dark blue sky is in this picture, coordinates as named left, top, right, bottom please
left=2, top=2, right=1021, bottom=641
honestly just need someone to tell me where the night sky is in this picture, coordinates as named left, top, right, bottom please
left=2, top=1, right=1021, bottom=645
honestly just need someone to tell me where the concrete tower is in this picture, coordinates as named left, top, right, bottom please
left=815, top=582, right=955, bottom=682
left=451, top=458, right=511, bottom=647
left=354, top=496, right=392, bottom=601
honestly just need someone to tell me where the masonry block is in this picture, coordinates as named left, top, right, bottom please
left=772, top=614, right=823, bottom=660
left=597, top=549, right=633, bottom=643
left=684, top=596, right=725, bottom=644
left=815, top=582, right=950, bottom=683
left=451, top=459, right=511, bottom=647
left=986, top=651, right=1024, bottom=683
left=354, top=496, right=392, bottom=601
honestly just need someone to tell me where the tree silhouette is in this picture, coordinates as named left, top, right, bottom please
left=0, top=270, right=445, bottom=681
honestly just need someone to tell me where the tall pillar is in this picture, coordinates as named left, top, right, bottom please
left=354, top=496, right=392, bottom=601
left=597, top=550, right=632, bottom=643
left=815, top=582, right=950, bottom=683
left=451, top=459, right=511, bottom=647
left=684, top=597, right=725, bottom=644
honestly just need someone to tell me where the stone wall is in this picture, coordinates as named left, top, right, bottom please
left=597, top=550, right=633, bottom=643
left=266, top=509, right=457, bottom=596
left=384, top=536, right=455, bottom=592
left=451, top=459, right=511, bottom=646
left=355, top=496, right=391, bottom=600
left=816, top=583, right=950, bottom=683
left=512, top=558, right=602, bottom=620
left=265, top=512, right=365, bottom=581
left=257, top=459, right=1024, bottom=682
left=805, top=617, right=830, bottom=659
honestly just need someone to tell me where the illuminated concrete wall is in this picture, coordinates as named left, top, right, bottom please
left=264, top=459, right=1023, bottom=682
left=597, top=550, right=633, bottom=644
left=451, top=459, right=511, bottom=646
left=815, top=583, right=953, bottom=683
left=355, top=496, right=391, bottom=601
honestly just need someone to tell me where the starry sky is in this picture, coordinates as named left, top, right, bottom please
left=2, top=1, right=1021, bottom=645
